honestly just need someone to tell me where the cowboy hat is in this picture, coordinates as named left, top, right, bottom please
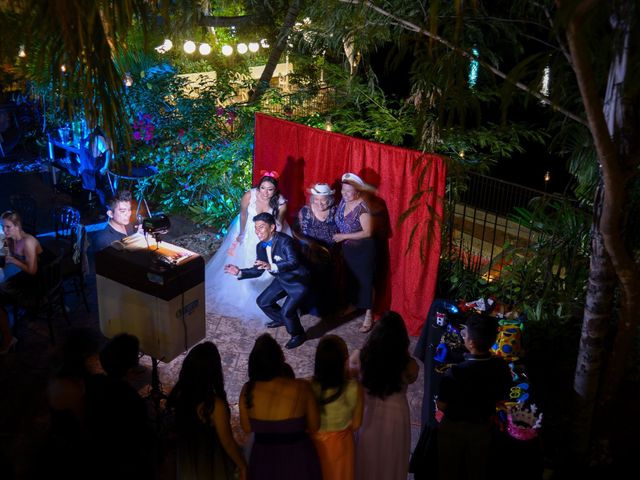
left=341, top=172, right=377, bottom=193
left=308, top=183, right=335, bottom=196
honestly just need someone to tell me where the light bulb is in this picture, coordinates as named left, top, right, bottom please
left=248, top=42, right=259, bottom=53
left=199, top=43, right=211, bottom=55
left=163, top=39, right=173, bottom=51
left=183, top=40, right=196, bottom=54
left=237, top=43, right=248, bottom=54
left=18, top=45, right=26, bottom=58
left=124, top=72, right=134, bottom=87
left=260, top=38, right=270, bottom=48
left=221, top=45, right=233, bottom=56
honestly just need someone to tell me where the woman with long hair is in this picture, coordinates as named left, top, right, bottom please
left=239, top=334, right=321, bottom=480
left=167, top=341, right=247, bottom=480
left=351, top=311, right=419, bottom=480
left=310, top=335, right=364, bottom=480
left=205, top=172, right=290, bottom=322
left=0, top=210, right=43, bottom=353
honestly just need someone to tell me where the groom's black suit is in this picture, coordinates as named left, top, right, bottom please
left=239, top=231, right=309, bottom=337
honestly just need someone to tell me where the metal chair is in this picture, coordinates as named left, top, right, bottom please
left=43, top=206, right=89, bottom=312
left=9, top=193, right=38, bottom=235
left=12, top=251, right=68, bottom=345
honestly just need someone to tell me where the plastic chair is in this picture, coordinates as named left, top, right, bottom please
left=9, top=193, right=38, bottom=235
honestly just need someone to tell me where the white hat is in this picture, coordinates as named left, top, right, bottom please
left=309, top=183, right=335, bottom=196
left=341, top=172, right=376, bottom=192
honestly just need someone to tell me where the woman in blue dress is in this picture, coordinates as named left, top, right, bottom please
left=333, top=173, right=377, bottom=333
left=295, top=183, right=339, bottom=316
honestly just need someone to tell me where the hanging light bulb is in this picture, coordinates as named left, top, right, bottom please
left=260, top=38, right=270, bottom=48
left=18, top=45, right=26, bottom=58
left=237, top=43, right=248, bottom=54
left=60, top=64, right=67, bottom=73
left=248, top=42, right=259, bottom=53
left=221, top=45, right=233, bottom=56
left=544, top=171, right=551, bottom=183
left=124, top=72, right=134, bottom=87
left=183, top=40, right=196, bottom=54
left=199, top=43, right=211, bottom=55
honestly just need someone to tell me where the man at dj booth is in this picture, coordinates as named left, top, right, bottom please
left=92, top=190, right=142, bottom=252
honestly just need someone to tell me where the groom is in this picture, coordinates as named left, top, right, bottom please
left=224, top=212, right=309, bottom=349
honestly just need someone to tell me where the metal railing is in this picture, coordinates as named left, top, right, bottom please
left=446, top=173, right=552, bottom=280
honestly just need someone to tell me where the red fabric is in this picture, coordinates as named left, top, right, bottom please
left=253, top=113, right=447, bottom=336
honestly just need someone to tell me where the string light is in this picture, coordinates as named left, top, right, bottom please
left=124, top=72, right=134, bottom=87
left=18, top=45, right=26, bottom=58
left=60, top=64, right=67, bottom=73
left=152, top=37, right=266, bottom=56
left=183, top=41, right=196, bottom=54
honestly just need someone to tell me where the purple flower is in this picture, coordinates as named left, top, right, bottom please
left=216, top=107, right=225, bottom=116
left=133, top=131, right=141, bottom=140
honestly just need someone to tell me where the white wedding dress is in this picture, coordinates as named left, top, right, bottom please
left=205, top=188, right=290, bottom=322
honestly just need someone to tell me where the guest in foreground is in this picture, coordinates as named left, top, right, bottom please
left=92, top=189, right=138, bottom=252
left=436, top=314, right=512, bottom=480
left=350, top=311, right=419, bottom=480
left=295, top=182, right=340, bottom=316
left=0, top=210, right=43, bottom=353
left=167, top=341, right=247, bottom=480
left=205, top=171, right=290, bottom=321
left=310, top=335, right=364, bottom=480
left=225, top=212, right=309, bottom=349
left=333, top=172, right=377, bottom=332
left=239, top=334, right=321, bottom=480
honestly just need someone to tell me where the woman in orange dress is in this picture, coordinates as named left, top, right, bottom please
left=310, top=335, right=364, bottom=480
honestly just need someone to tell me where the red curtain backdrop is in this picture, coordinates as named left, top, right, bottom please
left=253, top=113, right=447, bottom=336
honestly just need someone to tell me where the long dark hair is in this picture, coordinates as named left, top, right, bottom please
left=360, top=311, right=411, bottom=399
left=313, top=335, right=348, bottom=406
left=168, top=342, right=228, bottom=430
left=245, top=334, right=286, bottom=409
left=256, top=175, right=281, bottom=218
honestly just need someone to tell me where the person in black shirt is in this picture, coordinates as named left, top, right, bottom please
left=436, top=314, right=512, bottom=480
left=92, top=190, right=138, bottom=252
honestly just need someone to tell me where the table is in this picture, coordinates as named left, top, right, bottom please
left=95, top=234, right=206, bottom=362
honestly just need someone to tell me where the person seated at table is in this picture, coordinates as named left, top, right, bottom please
left=0, top=210, right=43, bottom=353
left=294, top=182, right=340, bottom=316
left=92, top=190, right=139, bottom=252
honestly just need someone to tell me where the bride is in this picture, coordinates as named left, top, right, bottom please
left=205, top=171, right=290, bottom=322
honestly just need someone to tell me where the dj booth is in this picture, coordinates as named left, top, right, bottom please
left=95, top=234, right=205, bottom=362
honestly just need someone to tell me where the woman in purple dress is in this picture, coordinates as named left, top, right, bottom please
left=239, top=334, right=322, bottom=480
left=333, top=173, right=377, bottom=333
left=295, top=183, right=339, bottom=316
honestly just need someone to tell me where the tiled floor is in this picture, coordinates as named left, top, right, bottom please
left=0, top=165, right=425, bottom=478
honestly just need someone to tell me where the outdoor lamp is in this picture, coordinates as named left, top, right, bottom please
left=248, top=42, right=259, bottom=53
left=237, top=43, right=248, bottom=54
left=221, top=45, right=233, bottom=56
left=199, top=43, right=211, bottom=55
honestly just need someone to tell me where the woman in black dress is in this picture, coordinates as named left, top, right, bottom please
left=333, top=173, right=377, bottom=333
